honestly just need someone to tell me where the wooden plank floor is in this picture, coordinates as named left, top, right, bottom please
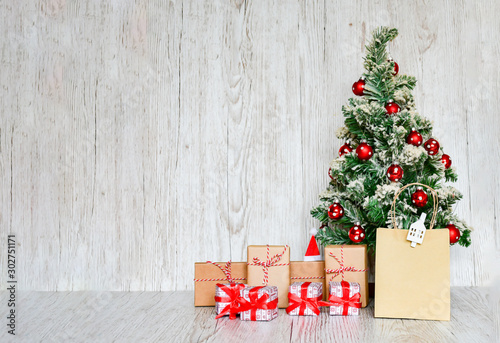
left=0, top=287, right=497, bottom=342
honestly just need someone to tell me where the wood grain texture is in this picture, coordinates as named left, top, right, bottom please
left=0, top=288, right=497, bottom=342
left=0, top=0, right=499, bottom=291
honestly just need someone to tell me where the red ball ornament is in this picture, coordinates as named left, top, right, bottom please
left=356, top=141, right=373, bottom=161
left=385, top=100, right=400, bottom=115
left=339, top=141, right=353, bottom=157
left=352, top=78, right=365, bottom=96
left=348, top=222, right=366, bottom=243
left=389, top=59, right=399, bottom=76
left=411, top=187, right=428, bottom=207
left=387, top=163, right=404, bottom=182
left=446, top=222, right=461, bottom=245
left=406, top=128, right=423, bottom=147
left=424, top=138, right=440, bottom=155
left=328, top=200, right=344, bottom=220
left=441, top=154, right=452, bottom=169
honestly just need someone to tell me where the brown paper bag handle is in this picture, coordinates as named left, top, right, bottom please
left=390, top=182, right=438, bottom=230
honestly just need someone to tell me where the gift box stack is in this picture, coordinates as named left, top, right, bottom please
left=194, top=244, right=369, bottom=321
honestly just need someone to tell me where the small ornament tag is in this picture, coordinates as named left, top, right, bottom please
left=406, top=213, right=427, bottom=247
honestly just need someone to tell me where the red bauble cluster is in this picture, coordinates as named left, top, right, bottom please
left=411, top=187, right=428, bottom=207
left=387, top=163, right=404, bottom=182
left=446, top=222, right=461, bottom=245
left=389, top=58, right=399, bottom=76
left=406, top=128, right=423, bottom=147
left=441, top=154, right=452, bottom=169
left=339, top=141, right=353, bottom=157
left=352, top=78, right=365, bottom=96
left=356, top=141, right=373, bottom=161
left=424, top=138, right=440, bottom=155
left=385, top=100, right=400, bottom=115
left=348, top=222, right=366, bottom=243
left=328, top=200, right=344, bottom=220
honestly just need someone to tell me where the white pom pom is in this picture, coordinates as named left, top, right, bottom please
left=310, top=227, right=318, bottom=236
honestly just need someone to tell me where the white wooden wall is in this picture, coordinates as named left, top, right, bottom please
left=0, top=0, right=498, bottom=291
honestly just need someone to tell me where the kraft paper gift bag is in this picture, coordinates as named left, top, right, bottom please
left=374, top=183, right=450, bottom=321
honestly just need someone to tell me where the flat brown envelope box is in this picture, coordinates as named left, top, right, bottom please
left=325, top=245, right=369, bottom=307
left=290, top=261, right=327, bottom=300
left=194, top=262, right=247, bottom=306
left=374, top=228, right=450, bottom=321
left=247, top=245, right=290, bottom=308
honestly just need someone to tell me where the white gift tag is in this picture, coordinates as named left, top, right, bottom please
left=407, top=213, right=427, bottom=247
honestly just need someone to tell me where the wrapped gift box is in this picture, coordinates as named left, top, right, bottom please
left=214, top=283, right=246, bottom=319
left=324, top=245, right=369, bottom=307
left=239, top=286, right=279, bottom=321
left=194, top=261, right=247, bottom=306
left=247, top=245, right=290, bottom=308
left=290, top=261, right=327, bottom=300
left=287, top=282, right=324, bottom=316
left=328, top=281, right=361, bottom=316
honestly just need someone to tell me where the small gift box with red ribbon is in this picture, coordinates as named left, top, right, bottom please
left=286, top=282, right=330, bottom=316
left=238, top=286, right=279, bottom=321
left=328, top=280, right=362, bottom=316
left=290, top=261, right=327, bottom=300
left=214, top=283, right=246, bottom=320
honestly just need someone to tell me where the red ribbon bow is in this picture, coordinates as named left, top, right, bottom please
left=237, top=287, right=278, bottom=321
left=286, top=282, right=331, bottom=316
left=214, top=283, right=245, bottom=320
left=327, top=280, right=361, bottom=316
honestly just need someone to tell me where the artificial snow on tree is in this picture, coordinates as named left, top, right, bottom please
left=311, top=27, right=472, bottom=249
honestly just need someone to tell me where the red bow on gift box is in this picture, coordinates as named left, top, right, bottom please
left=286, top=282, right=331, bottom=315
left=237, top=286, right=278, bottom=321
left=214, top=283, right=246, bottom=320
left=326, top=280, right=361, bottom=316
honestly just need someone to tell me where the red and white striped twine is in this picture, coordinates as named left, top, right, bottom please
left=290, top=276, right=325, bottom=280
left=247, top=245, right=289, bottom=285
left=194, top=277, right=246, bottom=282
left=324, top=245, right=367, bottom=281
left=194, top=260, right=246, bottom=283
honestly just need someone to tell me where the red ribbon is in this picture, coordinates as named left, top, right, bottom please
left=286, top=282, right=331, bottom=315
left=214, top=283, right=245, bottom=320
left=327, top=280, right=361, bottom=316
left=237, top=287, right=278, bottom=321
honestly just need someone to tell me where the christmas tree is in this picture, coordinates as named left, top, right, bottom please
left=311, top=27, right=472, bottom=250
